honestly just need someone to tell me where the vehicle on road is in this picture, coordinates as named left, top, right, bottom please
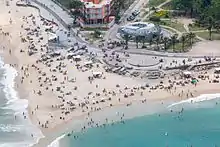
left=132, top=10, right=140, bottom=16
left=127, top=15, right=135, bottom=21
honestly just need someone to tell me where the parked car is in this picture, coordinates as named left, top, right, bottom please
left=127, top=15, right=135, bottom=21
left=132, top=10, right=140, bottom=16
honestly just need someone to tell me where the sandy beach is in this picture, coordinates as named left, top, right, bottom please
left=1, top=0, right=220, bottom=146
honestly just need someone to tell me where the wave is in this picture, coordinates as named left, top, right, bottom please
left=0, top=60, right=29, bottom=115
left=0, top=58, right=44, bottom=147
left=0, top=124, right=22, bottom=132
left=47, top=134, right=66, bottom=147
left=0, top=141, right=36, bottom=147
left=168, top=93, right=220, bottom=108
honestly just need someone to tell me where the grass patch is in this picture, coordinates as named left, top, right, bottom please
left=196, top=31, right=220, bottom=40
left=167, top=42, right=184, bottom=52
left=146, top=15, right=185, bottom=32
left=83, top=32, right=105, bottom=43
left=148, top=0, right=166, bottom=7
left=161, top=20, right=185, bottom=32
left=167, top=41, right=195, bottom=52
left=188, top=24, right=207, bottom=32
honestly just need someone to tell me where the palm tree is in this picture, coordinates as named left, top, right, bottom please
left=207, top=16, right=214, bottom=40
left=141, top=36, right=146, bottom=48
left=163, top=37, right=169, bottom=51
left=135, top=36, right=140, bottom=48
left=124, top=34, right=131, bottom=49
left=155, top=36, right=160, bottom=50
left=171, top=34, right=178, bottom=52
left=180, top=35, right=186, bottom=52
left=188, top=32, right=196, bottom=47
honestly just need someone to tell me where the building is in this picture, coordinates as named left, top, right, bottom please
left=118, top=22, right=162, bottom=41
left=78, top=0, right=115, bottom=28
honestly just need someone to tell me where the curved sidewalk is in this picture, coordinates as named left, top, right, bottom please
left=113, top=49, right=219, bottom=59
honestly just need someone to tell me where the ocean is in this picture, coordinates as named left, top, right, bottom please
left=0, top=58, right=43, bottom=147
left=57, top=95, right=220, bottom=147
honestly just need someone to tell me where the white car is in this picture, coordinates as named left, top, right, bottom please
left=132, top=10, right=140, bottom=16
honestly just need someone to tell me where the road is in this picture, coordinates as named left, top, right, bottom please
left=29, top=0, right=213, bottom=59
left=104, top=0, right=147, bottom=43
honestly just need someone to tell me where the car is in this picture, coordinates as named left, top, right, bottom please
left=115, top=19, right=122, bottom=24
left=132, top=10, right=140, bottom=16
left=127, top=17, right=131, bottom=21
left=127, top=15, right=135, bottom=21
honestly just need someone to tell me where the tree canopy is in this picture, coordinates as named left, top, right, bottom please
left=172, top=0, right=220, bottom=22
left=69, top=0, right=84, bottom=9
left=68, top=0, right=84, bottom=23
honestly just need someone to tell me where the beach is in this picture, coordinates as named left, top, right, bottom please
left=1, top=0, right=220, bottom=146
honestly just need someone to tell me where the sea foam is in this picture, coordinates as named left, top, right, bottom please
left=168, top=93, right=220, bottom=108
left=47, top=134, right=66, bottom=147
left=0, top=58, right=44, bottom=147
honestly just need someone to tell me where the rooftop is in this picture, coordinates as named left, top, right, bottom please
left=81, top=0, right=112, bottom=9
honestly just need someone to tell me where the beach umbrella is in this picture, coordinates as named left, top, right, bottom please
left=191, top=79, right=197, bottom=84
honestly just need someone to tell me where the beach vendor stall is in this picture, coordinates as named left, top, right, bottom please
left=45, top=25, right=53, bottom=31
left=66, top=52, right=75, bottom=59
left=92, top=72, right=103, bottom=78
left=73, top=55, right=81, bottom=62
left=84, top=61, right=93, bottom=68
left=183, top=71, right=191, bottom=78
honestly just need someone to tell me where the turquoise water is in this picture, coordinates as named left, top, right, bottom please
left=64, top=102, right=220, bottom=147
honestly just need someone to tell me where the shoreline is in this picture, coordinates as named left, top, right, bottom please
left=0, top=32, right=45, bottom=146
left=36, top=91, right=220, bottom=147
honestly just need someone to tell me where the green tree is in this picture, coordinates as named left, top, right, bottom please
left=172, top=0, right=212, bottom=19
left=113, top=0, right=125, bottom=15
left=163, top=37, right=169, bottom=50
left=171, top=34, right=178, bottom=52
left=141, top=36, right=146, bottom=48
left=135, top=36, right=139, bottom=48
left=180, top=35, right=186, bottom=52
left=69, top=0, right=84, bottom=24
left=207, top=16, right=214, bottom=40
left=155, top=36, right=160, bottom=50
left=172, top=0, right=193, bottom=16
left=69, top=0, right=84, bottom=9
left=124, top=34, right=131, bottom=49
left=93, top=30, right=102, bottom=38
left=188, top=32, right=196, bottom=47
